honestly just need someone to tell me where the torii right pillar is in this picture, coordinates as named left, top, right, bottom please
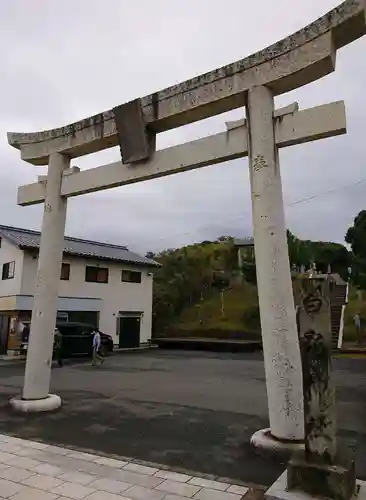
left=247, top=85, right=304, bottom=452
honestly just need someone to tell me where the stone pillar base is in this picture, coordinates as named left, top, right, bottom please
left=251, top=428, right=304, bottom=457
left=10, top=394, right=61, bottom=413
left=287, top=450, right=355, bottom=500
left=265, top=471, right=365, bottom=500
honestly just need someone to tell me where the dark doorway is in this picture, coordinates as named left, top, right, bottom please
left=118, top=316, right=140, bottom=348
left=0, top=315, right=10, bottom=355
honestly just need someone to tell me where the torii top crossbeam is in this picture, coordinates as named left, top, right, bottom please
left=7, top=0, right=366, bottom=166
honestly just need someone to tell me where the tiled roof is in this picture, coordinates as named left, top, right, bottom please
left=0, top=225, right=159, bottom=267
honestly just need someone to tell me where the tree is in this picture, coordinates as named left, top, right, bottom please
left=286, top=230, right=350, bottom=276
left=306, top=240, right=350, bottom=276
left=217, top=235, right=233, bottom=242
left=145, top=251, right=156, bottom=259
left=345, top=210, right=366, bottom=256
left=287, top=230, right=310, bottom=268
left=150, top=240, right=237, bottom=334
left=346, top=211, right=366, bottom=289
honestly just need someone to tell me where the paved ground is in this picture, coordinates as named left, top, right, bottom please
left=0, top=433, right=251, bottom=500
left=0, top=350, right=365, bottom=488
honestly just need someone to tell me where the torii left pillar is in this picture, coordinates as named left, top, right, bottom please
left=11, top=152, right=69, bottom=412
left=247, top=86, right=304, bottom=452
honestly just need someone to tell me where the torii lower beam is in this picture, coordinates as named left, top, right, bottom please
left=18, top=101, right=346, bottom=206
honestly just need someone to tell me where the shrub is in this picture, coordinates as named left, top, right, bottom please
left=242, top=305, right=260, bottom=331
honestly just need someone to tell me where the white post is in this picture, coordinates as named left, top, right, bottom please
left=11, top=153, right=69, bottom=412
left=246, top=86, right=304, bottom=448
left=237, top=248, right=243, bottom=274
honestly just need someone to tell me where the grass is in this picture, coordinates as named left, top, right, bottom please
left=166, top=281, right=260, bottom=338
left=343, top=286, right=366, bottom=343
left=166, top=279, right=366, bottom=344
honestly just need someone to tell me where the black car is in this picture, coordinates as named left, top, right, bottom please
left=20, top=321, right=114, bottom=358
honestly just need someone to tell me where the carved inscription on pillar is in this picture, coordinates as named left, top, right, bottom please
left=298, top=276, right=336, bottom=464
left=252, top=154, right=268, bottom=172
left=288, top=275, right=356, bottom=500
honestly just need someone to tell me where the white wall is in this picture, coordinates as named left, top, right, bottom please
left=21, top=253, right=154, bottom=344
left=15, top=295, right=102, bottom=312
left=0, top=238, right=24, bottom=298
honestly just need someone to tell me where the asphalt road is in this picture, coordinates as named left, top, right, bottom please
left=0, top=350, right=365, bottom=487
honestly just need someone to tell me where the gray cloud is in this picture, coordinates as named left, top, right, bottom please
left=1, top=0, right=365, bottom=254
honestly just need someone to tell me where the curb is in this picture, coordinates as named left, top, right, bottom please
left=0, top=355, right=26, bottom=363
left=0, top=345, right=157, bottom=364
left=335, top=348, right=366, bottom=355
left=113, top=345, right=157, bottom=353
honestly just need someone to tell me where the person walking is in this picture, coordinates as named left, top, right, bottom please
left=21, top=323, right=30, bottom=343
left=353, top=313, right=363, bottom=345
left=54, top=328, right=63, bottom=367
left=92, top=329, right=104, bottom=366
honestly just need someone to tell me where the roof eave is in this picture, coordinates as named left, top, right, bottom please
left=20, top=246, right=160, bottom=267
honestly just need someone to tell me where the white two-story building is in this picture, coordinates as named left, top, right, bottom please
left=0, top=224, right=159, bottom=354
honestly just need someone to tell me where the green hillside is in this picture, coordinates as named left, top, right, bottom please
left=168, top=281, right=260, bottom=339
left=148, top=233, right=351, bottom=339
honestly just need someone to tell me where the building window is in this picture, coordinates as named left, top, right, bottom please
left=85, top=266, right=109, bottom=283
left=122, top=270, right=141, bottom=283
left=2, top=261, right=15, bottom=280
left=60, top=263, right=70, bottom=281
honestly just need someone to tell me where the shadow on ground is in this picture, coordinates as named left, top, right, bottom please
left=0, top=390, right=287, bottom=486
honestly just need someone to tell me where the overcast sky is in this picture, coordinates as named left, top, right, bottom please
left=1, top=0, right=365, bottom=255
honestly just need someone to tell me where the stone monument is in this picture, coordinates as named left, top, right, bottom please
left=6, top=1, right=366, bottom=458
left=266, top=275, right=364, bottom=500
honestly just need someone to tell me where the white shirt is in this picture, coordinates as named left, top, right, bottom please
left=354, top=315, right=361, bottom=328
left=92, top=331, right=101, bottom=349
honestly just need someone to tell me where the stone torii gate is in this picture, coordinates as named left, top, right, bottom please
left=7, top=1, right=366, bottom=453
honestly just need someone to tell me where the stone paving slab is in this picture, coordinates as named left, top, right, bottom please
left=0, top=433, right=252, bottom=499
